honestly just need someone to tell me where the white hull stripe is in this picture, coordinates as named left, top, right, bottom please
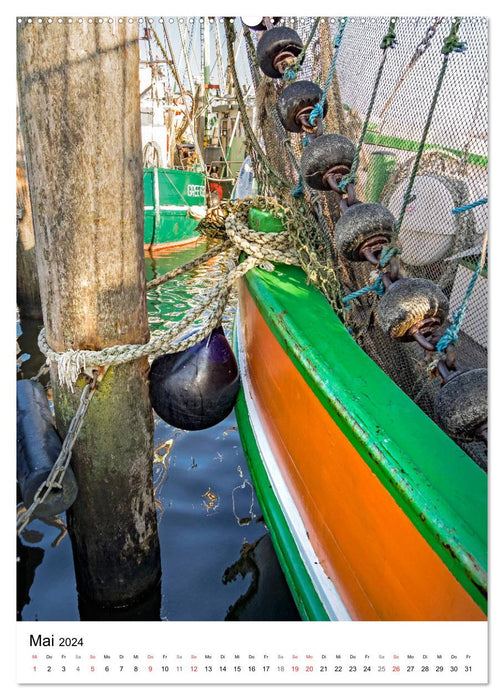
left=235, top=305, right=352, bottom=621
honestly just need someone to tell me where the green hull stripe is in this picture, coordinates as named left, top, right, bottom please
left=242, top=264, right=487, bottom=613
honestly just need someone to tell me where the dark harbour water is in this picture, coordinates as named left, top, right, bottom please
left=16, top=239, right=300, bottom=622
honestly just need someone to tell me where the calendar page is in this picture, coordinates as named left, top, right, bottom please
left=12, top=1, right=495, bottom=695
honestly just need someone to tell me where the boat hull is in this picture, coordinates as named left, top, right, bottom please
left=234, top=264, right=487, bottom=621
left=143, top=167, right=206, bottom=251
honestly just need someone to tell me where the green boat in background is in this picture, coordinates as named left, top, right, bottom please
left=139, top=18, right=249, bottom=253
left=143, top=167, right=206, bottom=252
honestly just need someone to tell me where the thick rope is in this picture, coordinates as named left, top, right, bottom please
left=395, top=18, right=466, bottom=237
left=308, top=18, right=347, bottom=126
left=38, top=220, right=298, bottom=389
left=436, top=231, right=488, bottom=353
left=146, top=240, right=233, bottom=291
left=339, top=17, right=397, bottom=193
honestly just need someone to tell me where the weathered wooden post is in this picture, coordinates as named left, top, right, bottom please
left=16, top=108, right=42, bottom=320
left=17, top=18, right=161, bottom=607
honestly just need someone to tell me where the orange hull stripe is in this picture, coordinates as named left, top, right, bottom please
left=241, top=284, right=486, bottom=621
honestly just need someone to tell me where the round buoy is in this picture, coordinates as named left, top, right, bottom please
left=299, top=133, right=356, bottom=190
left=149, top=327, right=240, bottom=431
left=277, top=80, right=327, bottom=133
left=334, top=202, right=396, bottom=261
left=377, top=277, right=449, bottom=341
left=256, top=27, right=304, bottom=79
left=434, top=368, right=487, bottom=441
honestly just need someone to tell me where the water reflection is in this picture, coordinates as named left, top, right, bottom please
left=223, top=535, right=300, bottom=622
left=77, top=582, right=162, bottom=622
left=17, top=537, right=44, bottom=620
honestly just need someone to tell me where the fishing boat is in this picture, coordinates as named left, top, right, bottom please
left=142, top=165, right=206, bottom=251
left=140, top=18, right=250, bottom=252
left=229, top=16, right=488, bottom=621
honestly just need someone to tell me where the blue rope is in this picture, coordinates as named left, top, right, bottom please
left=452, top=197, right=487, bottom=214
left=308, top=19, right=347, bottom=127
left=342, top=275, right=386, bottom=309
left=291, top=174, right=305, bottom=198
left=436, top=248, right=486, bottom=352
left=283, top=66, right=297, bottom=82
left=379, top=246, right=400, bottom=266
left=337, top=173, right=358, bottom=191
left=342, top=246, right=399, bottom=309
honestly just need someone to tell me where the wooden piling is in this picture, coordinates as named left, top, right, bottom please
left=17, top=18, right=161, bottom=606
left=16, top=110, right=42, bottom=320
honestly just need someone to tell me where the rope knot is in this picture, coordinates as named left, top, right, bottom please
left=282, top=66, right=297, bottom=83
left=291, top=175, right=305, bottom=198
left=308, top=102, right=324, bottom=126
left=337, top=174, right=357, bottom=193
left=379, top=246, right=400, bottom=267
left=380, top=29, right=397, bottom=50
left=442, top=19, right=466, bottom=54
left=442, top=37, right=467, bottom=54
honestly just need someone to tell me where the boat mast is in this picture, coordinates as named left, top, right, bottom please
left=202, top=17, right=211, bottom=155
left=177, top=18, right=195, bottom=97
left=154, top=19, right=206, bottom=171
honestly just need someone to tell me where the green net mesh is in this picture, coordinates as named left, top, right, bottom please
left=235, top=16, right=488, bottom=468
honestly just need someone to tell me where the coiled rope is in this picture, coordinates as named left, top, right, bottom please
left=38, top=216, right=298, bottom=390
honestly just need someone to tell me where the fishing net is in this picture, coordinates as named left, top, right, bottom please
left=233, top=16, right=488, bottom=468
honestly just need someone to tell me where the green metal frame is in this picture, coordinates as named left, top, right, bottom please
left=363, top=131, right=488, bottom=168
